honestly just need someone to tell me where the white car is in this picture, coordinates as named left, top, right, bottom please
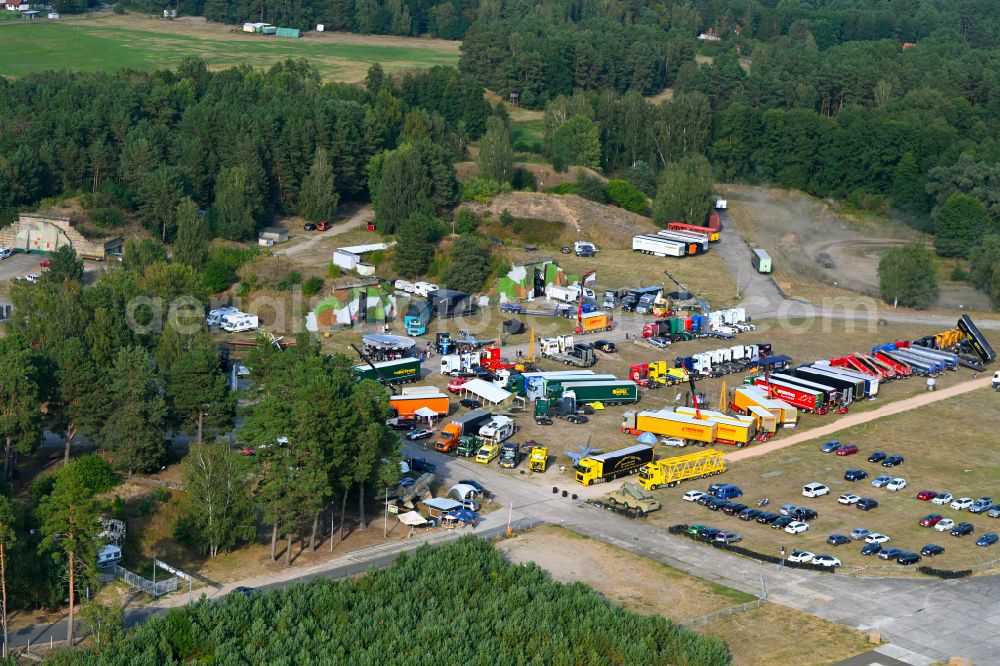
left=682, top=490, right=705, bottom=502
left=811, top=554, right=842, bottom=567
left=661, top=437, right=687, bottom=448
left=787, top=550, right=814, bottom=563
left=865, top=533, right=890, bottom=544
left=951, top=497, right=974, bottom=511
left=785, top=521, right=810, bottom=534
left=886, top=478, right=907, bottom=492
left=934, top=518, right=956, bottom=532
left=802, top=483, right=830, bottom=498
left=931, top=493, right=953, bottom=506
left=0, top=247, right=12, bottom=260
left=838, top=493, right=861, bottom=505
left=23, top=274, right=39, bottom=283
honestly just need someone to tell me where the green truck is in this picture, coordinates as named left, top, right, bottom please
left=559, top=380, right=639, bottom=405
left=352, top=358, right=421, bottom=384
left=456, top=435, right=483, bottom=458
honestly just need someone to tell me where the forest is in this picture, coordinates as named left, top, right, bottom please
left=44, top=536, right=730, bottom=665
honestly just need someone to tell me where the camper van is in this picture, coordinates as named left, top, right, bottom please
left=206, top=306, right=240, bottom=327
left=220, top=313, right=259, bottom=333
left=97, top=545, right=122, bottom=566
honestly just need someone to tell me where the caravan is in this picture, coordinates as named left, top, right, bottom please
left=97, top=545, right=122, bottom=566
left=220, top=313, right=259, bottom=333
left=206, top=306, right=240, bottom=327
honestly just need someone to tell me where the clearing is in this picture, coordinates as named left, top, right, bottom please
left=497, top=526, right=871, bottom=666
left=0, top=14, right=459, bottom=81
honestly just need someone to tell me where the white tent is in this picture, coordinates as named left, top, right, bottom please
left=460, top=378, right=512, bottom=405
left=397, top=511, right=428, bottom=526
left=447, top=483, right=479, bottom=501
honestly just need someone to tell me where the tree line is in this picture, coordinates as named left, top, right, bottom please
left=43, top=536, right=731, bottom=665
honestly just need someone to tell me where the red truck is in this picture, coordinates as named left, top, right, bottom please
left=753, top=377, right=829, bottom=415
left=478, top=347, right=515, bottom=371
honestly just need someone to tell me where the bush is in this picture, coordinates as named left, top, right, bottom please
left=71, top=454, right=119, bottom=494
left=152, top=486, right=171, bottom=503
left=90, top=207, right=124, bottom=229
left=500, top=209, right=514, bottom=227
left=461, top=176, right=510, bottom=203
left=276, top=271, right=302, bottom=291
left=574, top=173, right=609, bottom=204
left=454, top=208, right=480, bottom=235
left=326, top=264, right=342, bottom=279
left=606, top=179, right=649, bottom=214
left=302, top=276, right=324, bottom=296
left=511, top=167, right=537, bottom=192
left=30, top=475, right=57, bottom=503
left=203, top=246, right=259, bottom=293
left=949, top=265, right=969, bottom=281
left=172, top=514, right=202, bottom=550
left=917, top=566, right=972, bottom=579
left=112, top=496, right=126, bottom=520
left=545, top=183, right=577, bottom=195
left=134, top=497, right=156, bottom=517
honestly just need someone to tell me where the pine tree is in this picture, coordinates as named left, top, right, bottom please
left=298, top=147, right=340, bottom=222
left=100, top=346, right=168, bottom=475
left=0, top=495, right=14, bottom=658
left=137, top=166, right=186, bottom=243
left=213, top=166, right=262, bottom=241
left=51, top=338, right=108, bottom=464
left=0, top=336, right=42, bottom=482
left=45, top=245, right=84, bottom=283
left=478, top=116, right=513, bottom=183
left=166, top=341, right=233, bottom=444
left=370, top=148, right=433, bottom=234
left=173, top=197, right=210, bottom=270
left=38, top=465, right=103, bottom=645
left=393, top=213, right=435, bottom=277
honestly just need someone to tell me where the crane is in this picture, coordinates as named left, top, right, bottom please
left=575, top=270, right=597, bottom=334
left=687, top=373, right=701, bottom=419
left=664, top=272, right=709, bottom=314
left=350, top=343, right=400, bottom=395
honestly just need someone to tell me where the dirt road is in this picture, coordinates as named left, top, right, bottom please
left=275, top=205, right=374, bottom=259
left=727, top=376, right=995, bottom=462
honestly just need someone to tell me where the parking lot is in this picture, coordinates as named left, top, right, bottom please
left=0, top=252, right=45, bottom=282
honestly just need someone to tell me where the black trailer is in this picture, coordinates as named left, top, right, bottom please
left=428, top=289, right=478, bottom=319
left=794, top=366, right=866, bottom=401
left=770, top=372, right=845, bottom=405
left=958, top=314, right=996, bottom=363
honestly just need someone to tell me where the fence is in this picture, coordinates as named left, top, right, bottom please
left=681, top=599, right=766, bottom=627
left=112, top=564, right=178, bottom=597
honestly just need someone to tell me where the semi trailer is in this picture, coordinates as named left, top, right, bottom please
left=656, top=229, right=709, bottom=254
left=752, top=377, right=829, bottom=414
left=353, top=357, right=421, bottom=383
left=621, top=410, right=717, bottom=445
left=574, top=444, right=655, bottom=485
left=633, top=234, right=686, bottom=257
left=793, top=366, right=867, bottom=401
left=389, top=392, right=450, bottom=418
left=435, top=408, right=493, bottom=452
left=668, top=222, right=719, bottom=242
left=637, top=449, right=726, bottom=491
left=730, top=386, right=798, bottom=426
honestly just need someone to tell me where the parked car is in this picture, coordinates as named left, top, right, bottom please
left=696, top=494, right=715, bottom=507
left=697, top=527, right=721, bottom=542
left=39, top=259, right=52, bottom=268
left=865, top=533, right=890, bottom=544
left=771, top=516, right=794, bottom=529
left=934, top=518, right=956, bottom=532
left=820, top=440, right=841, bottom=453
left=969, top=497, right=994, bottom=514
left=950, top=497, right=974, bottom=511
left=921, top=544, right=945, bottom=557
left=836, top=444, right=859, bottom=456
left=850, top=528, right=872, bottom=540
left=886, top=478, right=907, bottom=492
left=785, top=521, right=809, bottom=534
left=919, top=514, right=943, bottom=527
left=687, top=524, right=709, bottom=535
left=660, top=437, right=687, bottom=448
left=564, top=414, right=589, bottom=424
left=976, top=532, right=998, bottom=547
left=878, top=547, right=903, bottom=560
left=234, top=586, right=259, bottom=596
left=857, top=498, right=879, bottom=511
left=860, top=542, right=882, bottom=556
left=460, top=398, right=482, bottom=409
left=739, top=508, right=762, bottom=521
left=787, top=550, right=815, bottom=563
left=386, top=417, right=416, bottom=431
left=916, top=489, right=938, bottom=501
left=534, top=416, right=553, bottom=426
left=812, top=554, right=841, bottom=567
left=882, top=455, right=904, bottom=467
left=872, top=475, right=892, bottom=488
left=576, top=404, right=596, bottom=416
left=896, top=551, right=922, bottom=565
left=951, top=522, right=975, bottom=537
left=682, top=490, right=706, bottom=502
left=867, top=451, right=886, bottom=463
left=931, top=492, right=954, bottom=506
left=715, top=532, right=742, bottom=544
left=756, top=512, right=780, bottom=524
left=475, top=442, right=499, bottom=464
left=405, top=428, right=434, bottom=441
left=648, top=337, right=670, bottom=349
left=722, top=502, right=748, bottom=516
left=0, top=247, right=12, bottom=261
left=779, top=504, right=798, bottom=516
left=707, top=498, right=727, bottom=511
left=838, top=494, right=861, bottom=505
left=560, top=246, right=571, bottom=254
left=303, top=223, right=316, bottom=231
left=791, top=507, right=818, bottom=521
left=844, top=469, right=868, bottom=482
left=827, top=534, right=850, bottom=546
left=802, top=482, right=830, bottom=498
left=593, top=339, right=616, bottom=353
left=988, top=507, right=1000, bottom=519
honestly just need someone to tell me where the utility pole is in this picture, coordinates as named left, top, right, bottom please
left=383, top=487, right=389, bottom=538
left=506, top=502, right=513, bottom=536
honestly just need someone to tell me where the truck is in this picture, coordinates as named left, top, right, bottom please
left=637, top=449, right=726, bottom=491
left=434, top=408, right=493, bottom=452
left=958, top=314, right=996, bottom=363
left=479, top=415, right=515, bottom=443
left=538, top=336, right=597, bottom=367
left=546, top=284, right=596, bottom=303
left=635, top=293, right=659, bottom=315
left=561, top=380, right=639, bottom=405
left=456, top=435, right=483, bottom=457
left=440, top=352, right=480, bottom=375
left=576, top=311, right=614, bottom=334
left=529, top=444, right=548, bottom=471
left=750, top=248, right=772, bottom=273
left=656, top=229, right=709, bottom=254
left=498, top=441, right=522, bottom=468
left=575, top=444, right=655, bottom=485
left=668, top=222, right=719, bottom=242
left=353, top=357, right=421, bottom=384
left=602, top=482, right=661, bottom=514
left=633, top=234, right=686, bottom=257
left=672, top=407, right=756, bottom=447
left=404, top=301, right=433, bottom=336
left=389, top=392, right=450, bottom=419
left=620, top=410, right=717, bottom=445
left=730, top=386, right=797, bottom=427
left=752, top=377, right=828, bottom=414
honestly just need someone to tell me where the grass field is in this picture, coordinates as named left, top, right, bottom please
left=0, top=14, right=459, bottom=80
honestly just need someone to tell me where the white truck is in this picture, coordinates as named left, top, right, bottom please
left=413, top=281, right=440, bottom=297
left=220, top=313, right=259, bottom=333
left=440, top=352, right=480, bottom=375
left=546, top=284, right=596, bottom=303
left=479, top=415, right=515, bottom=443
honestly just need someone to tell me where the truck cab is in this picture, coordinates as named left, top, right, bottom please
left=993, top=371, right=1000, bottom=391
left=499, top=441, right=521, bottom=468
left=405, top=301, right=433, bottom=336
left=456, top=435, right=482, bottom=457
left=475, top=441, right=499, bottom=464
left=529, top=445, right=548, bottom=472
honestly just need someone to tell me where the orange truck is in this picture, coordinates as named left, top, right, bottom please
left=389, top=391, right=450, bottom=419
left=434, top=408, right=492, bottom=452
left=575, top=311, right=614, bottom=335
left=673, top=407, right=757, bottom=447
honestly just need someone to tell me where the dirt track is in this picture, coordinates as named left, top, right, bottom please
left=727, top=376, right=995, bottom=462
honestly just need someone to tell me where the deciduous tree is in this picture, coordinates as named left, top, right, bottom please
left=0, top=336, right=42, bottom=482
left=652, top=155, right=714, bottom=226
left=442, top=235, right=491, bottom=294
left=0, top=495, right=15, bottom=658
left=478, top=116, right=513, bottom=183
left=173, top=197, right=210, bottom=270
left=878, top=243, right=939, bottom=309
left=180, top=441, right=255, bottom=557
left=934, top=194, right=991, bottom=258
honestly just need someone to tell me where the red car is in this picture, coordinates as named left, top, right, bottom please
left=447, top=377, right=471, bottom=393
left=919, top=514, right=943, bottom=527
left=316, top=221, right=331, bottom=231
left=916, top=489, right=938, bottom=501
left=39, top=260, right=52, bottom=268
left=835, top=444, right=859, bottom=456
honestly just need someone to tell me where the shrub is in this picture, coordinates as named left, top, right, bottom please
left=461, top=176, right=510, bottom=203
left=71, top=454, right=120, bottom=494
left=454, top=208, right=480, bottom=235
left=326, top=264, right=342, bottom=279
left=500, top=209, right=514, bottom=227
left=90, top=207, right=124, bottom=228
left=574, top=173, right=608, bottom=204
left=203, top=246, right=259, bottom=293
left=606, top=179, right=649, bottom=214
left=511, top=167, right=537, bottom=192
left=112, top=496, right=126, bottom=520
left=545, top=183, right=577, bottom=195
left=302, top=276, right=324, bottom=296
left=949, top=265, right=969, bottom=281
left=276, top=271, right=302, bottom=291
left=153, top=486, right=171, bottom=503
left=172, top=514, right=202, bottom=550
left=134, top=497, right=156, bottom=517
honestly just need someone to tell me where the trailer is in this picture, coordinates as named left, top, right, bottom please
left=885, top=349, right=940, bottom=374
left=872, top=350, right=914, bottom=376
left=621, top=410, right=717, bottom=444
left=746, top=405, right=778, bottom=435
left=536, top=374, right=618, bottom=400
left=478, top=415, right=516, bottom=443
left=538, top=336, right=597, bottom=367
left=561, top=380, right=640, bottom=405
left=769, top=372, right=846, bottom=406
left=673, top=408, right=756, bottom=447
left=794, top=366, right=866, bottom=401
left=576, top=311, right=614, bottom=334
left=574, top=444, right=655, bottom=485
left=901, top=345, right=959, bottom=369
left=752, top=377, right=828, bottom=414
left=353, top=357, right=421, bottom=384
left=668, top=222, right=719, bottom=242
left=811, top=363, right=880, bottom=398
left=435, top=408, right=493, bottom=452
left=750, top=248, right=772, bottom=273
left=730, top=386, right=798, bottom=426
left=512, top=370, right=598, bottom=398
left=958, top=314, right=996, bottom=363
left=389, top=392, right=449, bottom=418
left=633, top=234, right=686, bottom=257
left=656, top=230, right=708, bottom=254
left=637, top=449, right=726, bottom=490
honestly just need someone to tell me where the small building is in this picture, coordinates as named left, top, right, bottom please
left=0, top=213, right=123, bottom=260
left=258, top=226, right=289, bottom=244
left=47, top=11, right=58, bottom=17
left=20, top=8, right=39, bottom=18
left=4, top=1, right=29, bottom=11
left=420, top=497, right=462, bottom=519
left=697, top=29, right=721, bottom=42
left=162, top=8, right=176, bottom=18
left=333, top=242, right=393, bottom=276
left=315, top=23, right=324, bottom=31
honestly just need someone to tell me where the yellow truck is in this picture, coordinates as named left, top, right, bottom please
left=672, top=407, right=757, bottom=448
left=648, top=361, right=688, bottom=386
left=621, top=410, right=716, bottom=445
left=638, top=449, right=726, bottom=490
left=574, top=444, right=654, bottom=485
left=475, top=441, right=499, bottom=464
left=730, top=386, right=798, bottom=427
left=529, top=445, right=548, bottom=472
left=747, top=405, right=777, bottom=435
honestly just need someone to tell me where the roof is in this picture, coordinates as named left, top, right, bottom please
left=422, top=497, right=462, bottom=511
left=339, top=243, right=392, bottom=255
left=460, top=379, right=512, bottom=404
left=447, top=483, right=478, bottom=500
left=396, top=511, right=427, bottom=526
left=414, top=406, right=438, bottom=417
left=588, top=444, right=651, bottom=462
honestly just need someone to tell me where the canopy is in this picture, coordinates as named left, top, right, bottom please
left=362, top=333, right=416, bottom=350
left=414, top=407, right=438, bottom=418
left=397, top=511, right=428, bottom=526
left=446, top=509, right=477, bottom=522
left=422, top=497, right=462, bottom=511
left=447, top=483, right=479, bottom=501
left=460, top=378, right=512, bottom=405
left=636, top=431, right=659, bottom=444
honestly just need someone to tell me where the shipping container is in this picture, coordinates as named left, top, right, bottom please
left=275, top=27, right=301, bottom=37
left=575, top=444, right=655, bottom=485
left=353, top=357, right=421, bottom=384
left=389, top=392, right=449, bottom=418
left=750, top=248, right=772, bottom=273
